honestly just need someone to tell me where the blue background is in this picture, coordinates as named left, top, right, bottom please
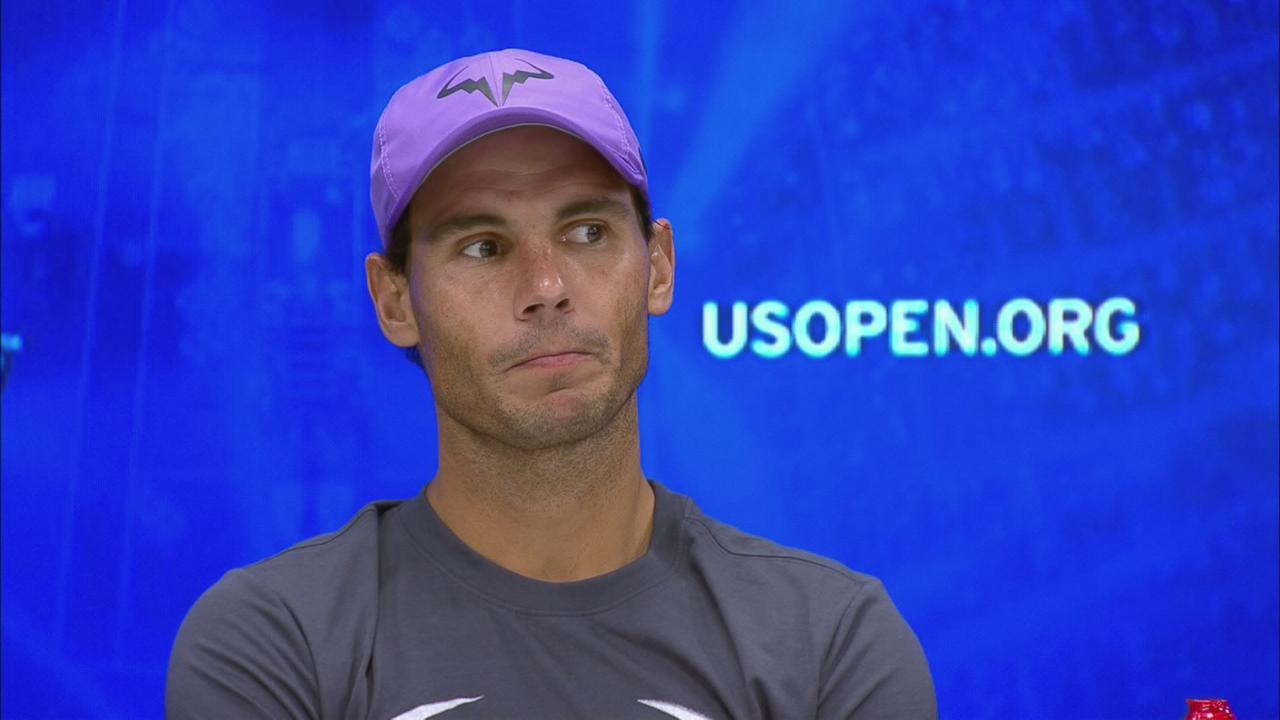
left=2, top=1, right=1277, bottom=717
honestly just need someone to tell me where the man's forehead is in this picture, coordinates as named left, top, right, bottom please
left=414, top=187, right=633, bottom=241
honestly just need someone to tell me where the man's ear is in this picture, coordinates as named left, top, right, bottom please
left=647, top=218, right=675, bottom=316
left=365, top=252, right=421, bottom=349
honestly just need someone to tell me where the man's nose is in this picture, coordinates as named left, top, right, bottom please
left=514, top=243, right=573, bottom=319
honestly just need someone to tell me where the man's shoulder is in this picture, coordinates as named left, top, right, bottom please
left=680, top=497, right=880, bottom=596
left=237, top=498, right=403, bottom=593
left=168, top=499, right=407, bottom=717
left=180, top=498, right=405, bottom=638
left=671, top=491, right=937, bottom=718
left=667, top=488, right=901, bottom=630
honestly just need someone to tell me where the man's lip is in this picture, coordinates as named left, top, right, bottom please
left=510, top=350, right=591, bottom=370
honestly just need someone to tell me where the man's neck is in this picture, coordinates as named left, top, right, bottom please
left=425, top=397, right=655, bottom=583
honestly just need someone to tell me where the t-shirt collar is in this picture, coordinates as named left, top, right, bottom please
left=395, top=479, right=688, bottom=615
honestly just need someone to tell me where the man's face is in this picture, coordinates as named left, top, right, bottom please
left=372, top=126, right=674, bottom=451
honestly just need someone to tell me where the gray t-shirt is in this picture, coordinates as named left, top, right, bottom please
left=167, top=481, right=935, bottom=719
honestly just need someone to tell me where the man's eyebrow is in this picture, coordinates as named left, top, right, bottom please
left=424, top=197, right=630, bottom=241
left=427, top=213, right=509, bottom=241
left=555, top=197, right=632, bottom=222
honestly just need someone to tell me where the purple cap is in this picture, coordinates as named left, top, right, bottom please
left=370, top=48, right=648, bottom=248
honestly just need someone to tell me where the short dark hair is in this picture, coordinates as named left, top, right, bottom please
left=389, top=185, right=655, bottom=369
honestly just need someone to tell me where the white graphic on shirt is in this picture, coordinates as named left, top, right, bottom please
left=390, top=696, right=483, bottom=720
left=637, top=699, right=714, bottom=720
left=390, top=695, right=713, bottom=719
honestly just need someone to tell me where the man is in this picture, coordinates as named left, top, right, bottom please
left=167, top=48, right=936, bottom=720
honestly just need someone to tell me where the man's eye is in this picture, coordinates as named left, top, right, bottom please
left=461, top=239, right=500, bottom=259
left=563, top=223, right=605, bottom=245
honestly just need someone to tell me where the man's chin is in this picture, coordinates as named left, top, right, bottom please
left=495, top=390, right=627, bottom=450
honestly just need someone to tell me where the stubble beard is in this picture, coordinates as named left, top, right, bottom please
left=425, top=313, right=650, bottom=455
left=487, top=362, right=643, bottom=451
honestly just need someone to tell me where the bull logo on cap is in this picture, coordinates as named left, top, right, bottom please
left=436, top=58, right=555, bottom=108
